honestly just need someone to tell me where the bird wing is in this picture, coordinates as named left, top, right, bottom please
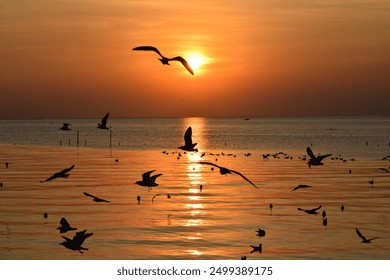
left=355, top=228, right=367, bottom=241
left=59, top=165, right=75, bottom=175
left=133, top=46, right=164, bottom=58
left=60, top=217, right=71, bottom=228
left=312, top=205, right=322, bottom=211
left=184, top=127, right=194, bottom=146
left=150, top=173, right=162, bottom=183
left=306, top=147, right=316, bottom=159
left=198, top=161, right=221, bottom=169
left=101, top=113, right=109, bottom=126
left=41, top=173, right=58, bottom=182
left=169, top=56, right=194, bottom=75
left=317, top=154, right=332, bottom=161
left=61, top=236, right=73, bottom=242
left=229, top=169, right=258, bottom=188
left=84, top=192, right=97, bottom=199
left=142, top=170, right=155, bottom=181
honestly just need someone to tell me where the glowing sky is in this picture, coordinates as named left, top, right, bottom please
left=1, top=0, right=389, bottom=119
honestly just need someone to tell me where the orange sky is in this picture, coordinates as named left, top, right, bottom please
left=1, top=0, right=389, bottom=119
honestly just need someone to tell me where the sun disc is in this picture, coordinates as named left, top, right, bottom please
left=187, top=54, right=206, bottom=71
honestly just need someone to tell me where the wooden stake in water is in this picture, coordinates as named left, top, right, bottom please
left=110, top=128, right=112, bottom=148
left=77, top=130, right=79, bottom=147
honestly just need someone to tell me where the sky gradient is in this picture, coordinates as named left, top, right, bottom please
left=1, top=0, right=389, bottom=119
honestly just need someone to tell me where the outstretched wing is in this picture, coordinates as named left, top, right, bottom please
left=101, top=113, right=109, bottom=127
left=150, top=173, right=162, bottom=183
left=170, top=56, right=194, bottom=75
left=317, top=154, right=332, bottom=161
left=184, top=127, right=194, bottom=146
left=355, top=228, right=367, bottom=241
left=229, top=169, right=258, bottom=188
left=60, top=217, right=71, bottom=228
left=306, top=147, right=316, bottom=159
left=198, top=161, right=221, bottom=169
left=312, top=205, right=322, bottom=211
left=142, top=170, right=155, bottom=181
left=83, top=192, right=97, bottom=199
left=59, top=165, right=75, bottom=175
left=133, top=46, right=164, bottom=58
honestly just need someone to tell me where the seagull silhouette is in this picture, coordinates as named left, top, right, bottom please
left=179, top=126, right=198, bottom=152
left=40, top=165, right=75, bottom=182
left=297, top=205, right=322, bottom=215
left=255, top=228, right=266, bottom=237
left=292, top=184, right=312, bottom=191
left=97, top=113, right=110, bottom=129
left=355, top=228, right=378, bottom=243
left=60, top=123, right=71, bottom=130
left=136, top=170, right=162, bottom=191
left=198, top=162, right=258, bottom=188
left=83, top=192, right=110, bottom=203
left=60, top=230, right=93, bottom=254
left=306, top=147, right=332, bottom=168
left=133, top=46, right=194, bottom=75
left=57, top=217, right=77, bottom=233
left=250, top=243, right=262, bottom=253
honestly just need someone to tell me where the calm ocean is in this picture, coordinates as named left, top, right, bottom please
left=0, top=116, right=389, bottom=260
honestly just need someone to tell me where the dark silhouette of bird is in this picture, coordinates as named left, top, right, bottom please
left=97, top=113, right=110, bottom=129
left=179, top=126, right=198, bottom=152
left=292, top=184, right=312, bottom=191
left=341, top=205, right=345, bottom=212
left=297, top=205, right=322, bottom=215
left=136, top=170, right=162, bottom=191
left=60, top=123, right=71, bottom=130
left=40, top=165, right=75, bottom=182
left=57, top=217, right=77, bottom=233
left=322, top=210, right=327, bottom=219
left=369, top=179, right=374, bottom=187
left=250, top=243, right=262, bottom=253
left=355, top=228, right=378, bottom=243
left=43, top=212, right=48, bottom=219
left=60, top=230, right=93, bottom=254
left=322, top=217, right=328, bottom=226
left=152, top=193, right=171, bottom=203
left=198, top=162, right=257, bottom=188
left=306, top=147, right=332, bottom=168
left=133, top=46, right=194, bottom=75
left=269, top=203, right=273, bottom=214
left=256, top=228, right=266, bottom=237
left=83, top=192, right=110, bottom=203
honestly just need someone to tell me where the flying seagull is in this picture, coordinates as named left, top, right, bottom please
left=179, top=126, right=198, bottom=152
left=355, top=228, right=378, bottom=243
left=97, top=113, right=110, bottom=129
left=136, top=170, right=162, bottom=191
left=60, top=123, right=71, bottom=131
left=83, top=192, right=110, bottom=203
left=297, top=205, right=322, bottom=215
left=292, top=184, right=312, bottom=191
left=255, top=228, right=266, bottom=237
left=306, top=147, right=332, bottom=168
left=60, top=230, right=93, bottom=254
left=40, top=165, right=75, bottom=182
left=133, top=46, right=194, bottom=75
left=198, top=161, right=258, bottom=188
left=57, top=217, right=77, bottom=233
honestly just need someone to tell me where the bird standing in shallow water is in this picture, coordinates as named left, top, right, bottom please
left=133, top=46, right=194, bottom=75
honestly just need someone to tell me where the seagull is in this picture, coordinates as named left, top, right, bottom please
left=322, top=217, right=328, bottom=226
left=57, top=217, right=77, bottom=233
left=306, top=147, right=332, bottom=168
left=179, top=126, right=198, bottom=152
left=60, top=230, right=93, bottom=254
left=97, top=113, right=110, bottom=129
left=73, top=229, right=94, bottom=245
left=136, top=170, right=162, bottom=191
left=355, top=228, right=378, bottom=243
left=152, top=193, right=171, bottom=203
left=198, top=162, right=257, bottom=188
left=83, top=192, right=110, bottom=203
left=60, top=123, right=71, bottom=130
left=297, top=205, right=322, bottom=215
left=250, top=243, right=262, bottom=254
left=292, top=184, right=312, bottom=191
left=133, top=46, right=194, bottom=75
left=255, top=228, right=266, bottom=237
left=40, top=165, right=75, bottom=182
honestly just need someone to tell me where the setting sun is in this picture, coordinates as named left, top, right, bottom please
left=186, top=53, right=206, bottom=71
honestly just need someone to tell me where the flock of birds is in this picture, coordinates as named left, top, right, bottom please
left=28, top=121, right=385, bottom=256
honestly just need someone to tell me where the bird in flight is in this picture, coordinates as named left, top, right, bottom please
left=57, top=217, right=77, bottom=233
left=133, top=46, right=194, bottom=75
left=306, top=147, right=332, bottom=168
left=297, top=205, right=322, bottom=215
left=255, top=228, right=266, bottom=237
left=83, top=192, right=110, bottom=203
left=97, top=113, right=110, bottom=129
left=60, top=123, right=71, bottom=131
left=179, top=126, right=198, bottom=152
left=152, top=193, right=171, bottom=203
left=60, top=229, right=93, bottom=254
left=198, top=162, right=258, bottom=188
left=136, top=170, right=162, bottom=191
left=355, top=228, right=378, bottom=243
left=40, top=165, right=75, bottom=182
left=292, top=184, right=312, bottom=191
